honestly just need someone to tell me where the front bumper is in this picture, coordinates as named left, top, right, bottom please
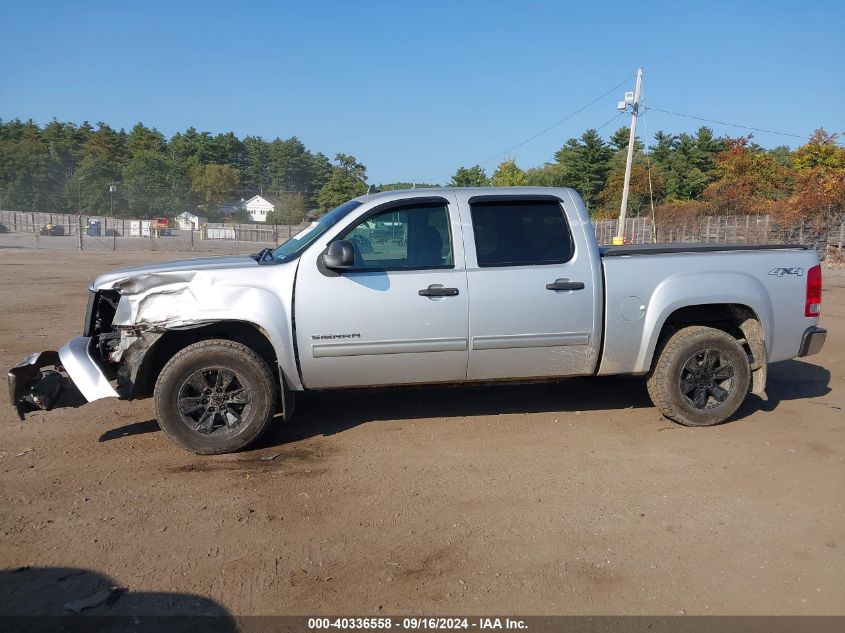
left=798, top=326, right=827, bottom=357
left=8, top=336, right=118, bottom=420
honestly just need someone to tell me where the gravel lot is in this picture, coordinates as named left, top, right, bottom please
left=1, top=249, right=843, bottom=617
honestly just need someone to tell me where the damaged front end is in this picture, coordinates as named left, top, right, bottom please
left=8, top=337, right=119, bottom=419
left=9, top=255, right=283, bottom=422
left=8, top=351, right=70, bottom=419
left=8, top=289, right=126, bottom=419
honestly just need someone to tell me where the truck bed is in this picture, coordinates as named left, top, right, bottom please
left=600, top=243, right=807, bottom=257
left=597, top=244, right=820, bottom=376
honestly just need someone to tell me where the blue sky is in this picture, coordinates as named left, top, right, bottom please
left=1, top=0, right=842, bottom=184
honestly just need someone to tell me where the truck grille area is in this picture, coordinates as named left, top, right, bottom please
left=84, top=290, right=121, bottom=364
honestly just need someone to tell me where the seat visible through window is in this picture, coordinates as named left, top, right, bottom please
left=342, top=201, right=453, bottom=269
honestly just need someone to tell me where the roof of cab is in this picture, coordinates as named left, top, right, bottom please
left=353, top=186, right=574, bottom=204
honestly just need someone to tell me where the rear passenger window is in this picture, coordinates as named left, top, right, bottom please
left=470, top=199, right=574, bottom=267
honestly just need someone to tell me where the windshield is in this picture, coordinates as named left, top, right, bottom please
left=271, top=199, right=363, bottom=263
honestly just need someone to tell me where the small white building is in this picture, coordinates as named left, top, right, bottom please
left=175, top=211, right=207, bottom=231
left=217, top=194, right=277, bottom=223
left=241, top=195, right=277, bottom=222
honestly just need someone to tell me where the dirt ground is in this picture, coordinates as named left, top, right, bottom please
left=0, top=248, right=843, bottom=617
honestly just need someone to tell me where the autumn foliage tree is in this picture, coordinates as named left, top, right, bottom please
left=491, top=159, right=527, bottom=186
left=785, top=130, right=845, bottom=226
left=702, top=136, right=791, bottom=215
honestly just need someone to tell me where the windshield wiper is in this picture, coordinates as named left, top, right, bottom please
left=249, top=248, right=276, bottom=264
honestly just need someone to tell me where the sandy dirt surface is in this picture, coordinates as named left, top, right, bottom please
left=0, top=249, right=843, bottom=617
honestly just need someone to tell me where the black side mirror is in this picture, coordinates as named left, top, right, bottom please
left=322, top=240, right=355, bottom=270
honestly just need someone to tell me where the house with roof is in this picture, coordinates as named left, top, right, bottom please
left=242, top=194, right=277, bottom=222
left=218, top=194, right=277, bottom=223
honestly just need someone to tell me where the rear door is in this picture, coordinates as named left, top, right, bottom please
left=294, top=195, right=469, bottom=389
left=458, top=193, right=599, bottom=380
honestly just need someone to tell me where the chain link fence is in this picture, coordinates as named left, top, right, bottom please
left=1, top=209, right=843, bottom=259
left=0, top=210, right=309, bottom=254
left=592, top=214, right=845, bottom=260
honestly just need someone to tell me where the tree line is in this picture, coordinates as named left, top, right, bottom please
left=0, top=119, right=370, bottom=223
left=451, top=126, right=845, bottom=226
left=1, top=118, right=842, bottom=227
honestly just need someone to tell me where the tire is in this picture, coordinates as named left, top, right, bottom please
left=646, top=325, right=750, bottom=427
left=154, top=339, right=277, bottom=454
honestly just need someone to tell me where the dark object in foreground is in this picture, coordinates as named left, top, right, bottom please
left=8, top=351, right=83, bottom=419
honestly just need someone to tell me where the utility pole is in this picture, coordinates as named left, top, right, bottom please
left=615, top=67, right=643, bottom=244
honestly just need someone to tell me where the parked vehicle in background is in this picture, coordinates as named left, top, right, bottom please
left=151, top=217, right=171, bottom=236
left=39, top=223, right=64, bottom=236
left=9, top=188, right=826, bottom=455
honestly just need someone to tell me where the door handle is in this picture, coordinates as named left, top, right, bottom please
left=419, top=285, right=459, bottom=297
left=546, top=279, right=585, bottom=291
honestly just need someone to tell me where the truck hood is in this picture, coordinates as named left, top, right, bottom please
left=91, top=256, right=258, bottom=291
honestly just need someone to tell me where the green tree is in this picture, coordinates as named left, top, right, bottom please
left=448, top=165, right=489, bottom=186
left=122, top=150, right=172, bottom=216
left=69, top=123, right=126, bottom=215
left=491, top=159, right=527, bottom=186
left=315, top=153, right=368, bottom=212
left=553, top=129, right=612, bottom=209
left=242, top=136, right=271, bottom=194
left=126, top=123, right=166, bottom=155
left=189, top=163, right=240, bottom=214
left=308, top=152, right=334, bottom=202
left=0, top=119, right=66, bottom=212
left=267, top=192, right=309, bottom=224
left=609, top=127, right=630, bottom=152
left=269, top=137, right=315, bottom=196
left=524, top=164, right=562, bottom=187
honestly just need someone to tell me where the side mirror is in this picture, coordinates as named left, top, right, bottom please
left=322, top=240, right=355, bottom=270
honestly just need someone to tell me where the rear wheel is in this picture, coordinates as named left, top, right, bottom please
left=646, top=326, right=750, bottom=427
left=154, top=339, right=276, bottom=454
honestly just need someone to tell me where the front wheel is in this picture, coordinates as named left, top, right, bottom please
left=646, top=326, right=751, bottom=427
left=154, top=339, right=277, bottom=454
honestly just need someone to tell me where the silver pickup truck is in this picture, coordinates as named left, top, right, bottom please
left=8, top=187, right=827, bottom=454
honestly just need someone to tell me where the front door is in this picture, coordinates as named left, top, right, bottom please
left=459, top=194, right=599, bottom=380
left=294, top=195, right=469, bottom=389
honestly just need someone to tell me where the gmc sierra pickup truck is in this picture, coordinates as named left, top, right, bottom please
left=8, top=187, right=827, bottom=454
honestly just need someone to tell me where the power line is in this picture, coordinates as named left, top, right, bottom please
left=595, top=111, right=626, bottom=133
left=533, top=112, right=626, bottom=179
left=428, top=74, right=636, bottom=182
left=476, top=75, right=636, bottom=165
left=645, top=106, right=807, bottom=140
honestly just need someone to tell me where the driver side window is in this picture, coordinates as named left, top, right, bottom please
left=343, top=202, right=453, bottom=270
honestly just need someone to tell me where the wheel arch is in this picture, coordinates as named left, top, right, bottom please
left=129, top=320, right=280, bottom=400
left=647, top=303, right=767, bottom=394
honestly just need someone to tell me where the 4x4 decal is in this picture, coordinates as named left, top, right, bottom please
left=768, top=267, right=803, bottom=277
